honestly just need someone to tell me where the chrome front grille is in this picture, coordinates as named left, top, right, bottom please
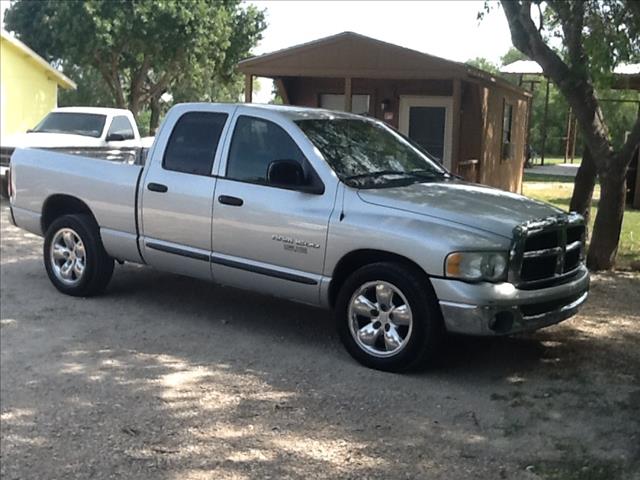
left=509, top=213, right=585, bottom=289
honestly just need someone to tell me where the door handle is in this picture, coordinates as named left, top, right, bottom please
left=218, top=195, right=243, bottom=206
left=147, top=182, right=168, bottom=193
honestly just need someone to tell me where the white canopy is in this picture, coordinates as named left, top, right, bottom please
left=502, top=59, right=640, bottom=76
left=500, top=60, right=543, bottom=75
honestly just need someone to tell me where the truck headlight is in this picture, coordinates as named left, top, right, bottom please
left=445, top=251, right=508, bottom=282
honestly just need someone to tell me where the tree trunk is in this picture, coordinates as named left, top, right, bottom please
left=128, top=96, right=141, bottom=124
left=149, top=95, right=162, bottom=136
left=569, top=147, right=597, bottom=225
left=586, top=166, right=626, bottom=270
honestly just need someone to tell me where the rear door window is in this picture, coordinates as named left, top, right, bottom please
left=163, top=112, right=228, bottom=176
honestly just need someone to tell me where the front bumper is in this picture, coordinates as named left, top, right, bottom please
left=432, top=265, right=590, bottom=335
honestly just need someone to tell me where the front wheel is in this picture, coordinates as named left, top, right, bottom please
left=335, top=262, right=444, bottom=372
left=43, top=214, right=114, bottom=296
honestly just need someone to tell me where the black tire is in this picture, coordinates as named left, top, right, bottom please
left=43, top=214, right=114, bottom=296
left=0, top=174, right=8, bottom=199
left=335, top=262, right=444, bottom=372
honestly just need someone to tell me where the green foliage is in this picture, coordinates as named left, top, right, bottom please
left=527, top=81, right=638, bottom=157
left=481, top=1, right=639, bottom=87
left=5, top=0, right=266, bottom=123
left=529, top=80, right=570, bottom=156
left=466, top=57, right=500, bottom=74
left=500, top=47, right=528, bottom=66
left=56, top=65, right=114, bottom=108
left=551, top=0, right=640, bottom=87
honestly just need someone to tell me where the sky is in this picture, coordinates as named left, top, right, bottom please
left=1, top=0, right=516, bottom=103
left=247, top=1, right=514, bottom=102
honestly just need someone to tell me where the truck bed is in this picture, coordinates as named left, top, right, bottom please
left=9, top=148, right=144, bottom=263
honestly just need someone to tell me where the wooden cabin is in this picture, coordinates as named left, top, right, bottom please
left=238, top=32, right=532, bottom=193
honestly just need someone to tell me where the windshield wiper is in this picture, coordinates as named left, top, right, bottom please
left=344, top=170, right=415, bottom=181
left=407, top=169, right=449, bottom=179
left=345, top=169, right=447, bottom=182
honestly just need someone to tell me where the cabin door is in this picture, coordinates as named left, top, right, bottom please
left=399, top=96, right=453, bottom=170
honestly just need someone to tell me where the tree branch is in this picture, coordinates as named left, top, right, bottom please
left=500, top=0, right=614, bottom=165
left=618, top=113, right=640, bottom=170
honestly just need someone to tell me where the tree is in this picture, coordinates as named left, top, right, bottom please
left=466, top=57, right=500, bottom=75
left=5, top=0, right=266, bottom=132
left=500, top=46, right=528, bottom=66
left=56, top=65, right=115, bottom=109
left=498, top=1, right=640, bottom=270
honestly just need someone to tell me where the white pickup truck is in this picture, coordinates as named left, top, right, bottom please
left=1, top=107, right=152, bottom=197
left=8, top=103, right=589, bottom=372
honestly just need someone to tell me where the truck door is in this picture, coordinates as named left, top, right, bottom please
left=211, top=113, right=337, bottom=305
left=140, top=106, right=234, bottom=279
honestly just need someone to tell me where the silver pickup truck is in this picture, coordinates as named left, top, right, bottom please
left=8, top=103, right=589, bottom=371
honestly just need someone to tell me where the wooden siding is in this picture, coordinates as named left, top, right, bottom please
left=477, top=83, right=528, bottom=192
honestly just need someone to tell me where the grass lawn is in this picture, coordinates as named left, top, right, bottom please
left=522, top=173, right=639, bottom=269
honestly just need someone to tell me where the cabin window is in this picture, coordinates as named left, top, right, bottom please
left=501, top=100, right=514, bottom=160
left=320, top=94, right=371, bottom=115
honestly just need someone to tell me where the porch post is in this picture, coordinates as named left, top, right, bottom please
left=540, top=78, right=550, bottom=165
left=451, top=78, right=462, bottom=172
left=344, top=77, right=352, bottom=112
left=244, top=74, right=253, bottom=103
left=275, top=78, right=290, bottom=105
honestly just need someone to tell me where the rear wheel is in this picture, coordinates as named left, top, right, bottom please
left=44, top=214, right=114, bottom=296
left=336, top=262, right=443, bottom=372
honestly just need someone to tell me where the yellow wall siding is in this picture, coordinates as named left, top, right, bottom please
left=1, top=38, right=58, bottom=138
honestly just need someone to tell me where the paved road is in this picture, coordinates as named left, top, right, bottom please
left=1, top=200, right=639, bottom=480
left=524, top=163, right=579, bottom=177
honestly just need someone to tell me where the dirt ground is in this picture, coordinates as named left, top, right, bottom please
left=1, top=199, right=639, bottom=480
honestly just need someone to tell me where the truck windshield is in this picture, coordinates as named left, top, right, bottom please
left=31, top=113, right=107, bottom=138
left=295, top=118, right=447, bottom=188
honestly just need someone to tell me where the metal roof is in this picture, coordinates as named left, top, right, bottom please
left=614, top=64, right=640, bottom=75
left=500, top=60, right=543, bottom=75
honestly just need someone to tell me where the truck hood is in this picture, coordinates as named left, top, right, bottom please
left=357, top=181, right=564, bottom=238
left=1, top=132, right=103, bottom=149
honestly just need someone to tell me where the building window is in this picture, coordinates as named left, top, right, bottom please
left=320, top=94, right=370, bottom=115
left=502, top=100, right=514, bottom=160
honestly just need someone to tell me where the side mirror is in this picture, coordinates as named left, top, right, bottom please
left=106, top=132, right=126, bottom=142
left=267, top=160, right=325, bottom=195
left=267, top=159, right=304, bottom=186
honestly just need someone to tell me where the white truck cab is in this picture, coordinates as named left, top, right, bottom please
left=1, top=107, right=150, bottom=197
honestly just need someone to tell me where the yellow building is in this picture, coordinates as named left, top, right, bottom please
left=1, top=30, right=76, bottom=138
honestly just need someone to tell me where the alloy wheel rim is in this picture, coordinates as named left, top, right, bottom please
left=50, top=228, right=86, bottom=286
left=348, top=280, right=413, bottom=358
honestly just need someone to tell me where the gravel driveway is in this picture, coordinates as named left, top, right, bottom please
left=1, top=199, right=639, bottom=480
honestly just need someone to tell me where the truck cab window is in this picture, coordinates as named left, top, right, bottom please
left=107, top=116, right=135, bottom=140
left=163, top=112, right=228, bottom=176
left=226, top=116, right=307, bottom=184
